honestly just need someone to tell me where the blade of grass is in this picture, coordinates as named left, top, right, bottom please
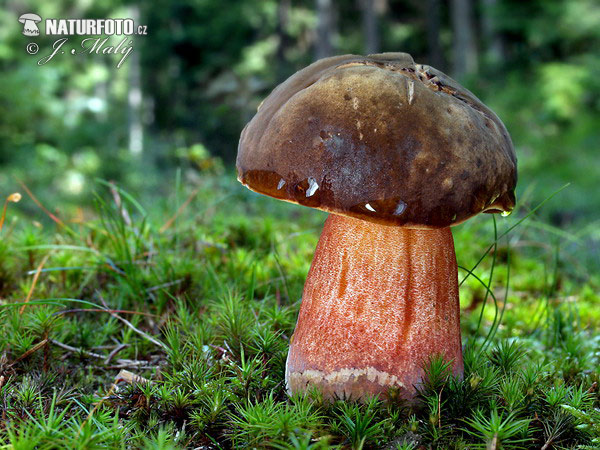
left=2, top=297, right=124, bottom=310
left=159, top=187, right=200, bottom=234
left=458, top=264, right=500, bottom=352
left=25, top=266, right=98, bottom=275
left=486, top=234, right=511, bottom=345
left=206, top=260, right=226, bottom=297
left=246, top=263, right=256, bottom=302
left=473, top=215, right=498, bottom=336
left=18, top=244, right=126, bottom=275
left=20, top=252, right=52, bottom=315
left=271, top=240, right=290, bottom=303
left=460, top=183, right=570, bottom=287
left=109, top=182, right=132, bottom=226
left=95, top=179, right=147, bottom=216
left=56, top=308, right=156, bottom=318
left=15, top=178, right=76, bottom=237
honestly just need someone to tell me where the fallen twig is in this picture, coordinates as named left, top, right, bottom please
left=49, top=339, right=155, bottom=369
left=146, top=279, right=184, bottom=293
left=49, top=339, right=105, bottom=359
left=9, top=339, right=48, bottom=366
left=97, top=292, right=167, bottom=351
left=104, top=343, right=129, bottom=365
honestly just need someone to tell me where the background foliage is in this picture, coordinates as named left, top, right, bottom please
left=1, top=0, right=600, bottom=222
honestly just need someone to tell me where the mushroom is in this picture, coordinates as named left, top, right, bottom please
left=19, top=13, right=42, bottom=37
left=237, top=53, right=517, bottom=401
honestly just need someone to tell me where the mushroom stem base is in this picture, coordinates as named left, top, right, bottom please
left=285, top=214, right=463, bottom=401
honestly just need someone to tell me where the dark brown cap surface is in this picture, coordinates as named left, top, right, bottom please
left=237, top=53, right=517, bottom=228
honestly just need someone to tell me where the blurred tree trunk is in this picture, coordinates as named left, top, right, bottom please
left=451, top=0, right=478, bottom=79
left=426, top=0, right=444, bottom=69
left=315, top=0, right=335, bottom=60
left=359, top=0, right=380, bottom=54
left=481, top=0, right=505, bottom=66
left=276, top=0, right=291, bottom=81
left=128, top=6, right=143, bottom=155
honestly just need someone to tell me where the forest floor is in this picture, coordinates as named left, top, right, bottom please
left=0, top=174, right=598, bottom=449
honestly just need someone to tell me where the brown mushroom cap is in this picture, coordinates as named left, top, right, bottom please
left=237, top=53, right=517, bottom=228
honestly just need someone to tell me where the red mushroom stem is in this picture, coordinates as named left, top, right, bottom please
left=286, top=213, right=464, bottom=400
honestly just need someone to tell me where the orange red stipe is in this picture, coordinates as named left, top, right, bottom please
left=286, top=213, right=463, bottom=401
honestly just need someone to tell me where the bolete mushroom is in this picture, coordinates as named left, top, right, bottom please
left=237, top=53, right=517, bottom=401
left=19, top=13, right=42, bottom=37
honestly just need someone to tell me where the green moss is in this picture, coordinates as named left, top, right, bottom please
left=0, top=175, right=598, bottom=448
